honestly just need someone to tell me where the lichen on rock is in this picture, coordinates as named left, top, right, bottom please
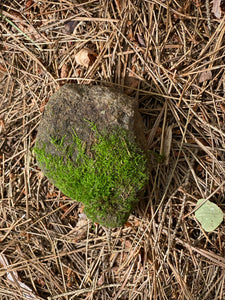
left=35, top=84, right=148, bottom=228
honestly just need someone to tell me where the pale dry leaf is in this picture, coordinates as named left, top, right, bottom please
left=199, top=69, right=212, bottom=83
left=75, top=48, right=97, bottom=68
left=125, top=239, right=132, bottom=249
left=72, top=215, right=88, bottom=242
left=163, top=124, right=173, bottom=165
left=0, top=254, right=37, bottom=299
left=195, top=199, right=224, bottom=232
left=0, top=119, right=5, bottom=133
left=212, top=0, right=222, bottom=18
left=97, top=273, right=104, bottom=286
left=136, top=33, right=146, bottom=48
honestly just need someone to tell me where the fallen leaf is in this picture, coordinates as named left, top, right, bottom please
left=199, top=69, right=212, bottom=83
left=115, top=0, right=122, bottom=13
left=163, top=124, right=173, bottom=165
left=0, top=64, right=7, bottom=80
left=115, top=0, right=127, bottom=13
left=219, top=102, right=225, bottom=115
left=0, top=254, right=37, bottom=299
left=124, top=76, right=139, bottom=95
left=71, top=216, right=88, bottom=242
left=212, top=0, right=222, bottom=19
left=25, top=0, right=34, bottom=9
left=222, top=72, right=225, bottom=94
left=0, top=119, right=5, bottom=133
left=75, top=48, right=97, bottom=68
left=125, top=240, right=132, bottom=249
left=60, top=64, right=70, bottom=78
left=46, top=191, right=58, bottom=198
left=195, top=199, right=224, bottom=232
left=66, top=267, right=76, bottom=287
left=36, top=277, right=46, bottom=287
left=136, top=33, right=146, bottom=48
left=63, top=20, right=78, bottom=34
left=97, top=273, right=104, bottom=286
left=40, top=97, right=49, bottom=113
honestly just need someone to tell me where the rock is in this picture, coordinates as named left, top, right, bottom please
left=35, top=84, right=148, bottom=228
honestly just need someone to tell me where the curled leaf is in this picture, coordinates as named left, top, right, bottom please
left=70, top=214, right=88, bottom=243
left=0, top=254, right=37, bottom=299
left=75, top=48, right=97, bottom=68
left=163, top=124, right=173, bottom=165
left=0, top=119, right=5, bottom=134
left=212, top=0, right=222, bottom=19
left=199, top=69, right=212, bottom=83
left=136, top=33, right=146, bottom=48
left=195, top=199, right=224, bottom=232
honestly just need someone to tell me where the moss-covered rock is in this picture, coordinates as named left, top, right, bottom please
left=35, top=84, right=148, bottom=228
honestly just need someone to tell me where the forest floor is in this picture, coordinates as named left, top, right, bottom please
left=0, top=1, right=225, bottom=299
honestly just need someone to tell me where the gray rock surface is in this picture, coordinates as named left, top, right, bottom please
left=36, top=84, right=145, bottom=170
left=35, top=84, right=147, bottom=227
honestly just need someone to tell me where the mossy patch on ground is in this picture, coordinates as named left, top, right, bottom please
left=34, top=125, right=148, bottom=228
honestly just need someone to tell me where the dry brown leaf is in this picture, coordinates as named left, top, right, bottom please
left=115, top=0, right=122, bottom=12
left=63, top=20, right=78, bottom=34
left=199, top=69, right=212, bottom=83
left=25, top=0, right=34, bottom=9
left=163, top=124, right=173, bottom=165
left=40, top=97, right=49, bottom=113
left=124, top=76, right=139, bottom=95
left=136, top=33, right=146, bottom=47
left=46, top=191, right=58, bottom=198
left=75, top=48, right=97, bottom=68
left=212, top=0, right=222, bottom=18
left=97, top=273, right=104, bottom=286
left=127, top=28, right=135, bottom=42
left=0, top=64, right=7, bottom=80
left=222, top=72, right=225, bottom=94
left=220, top=103, right=225, bottom=115
left=0, top=119, right=5, bottom=134
left=60, top=64, right=70, bottom=78
left=125, top=240, right=132, bottom=249
left=115, top=0, right=127, bottom=13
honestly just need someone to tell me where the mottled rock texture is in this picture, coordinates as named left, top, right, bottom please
left=35, top=84, right=148, bottom=227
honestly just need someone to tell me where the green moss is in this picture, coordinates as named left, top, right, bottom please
left=34, top=126, right=148, bottom=228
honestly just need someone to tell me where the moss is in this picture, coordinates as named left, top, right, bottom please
left=34, top=125, right=148, bottom=228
